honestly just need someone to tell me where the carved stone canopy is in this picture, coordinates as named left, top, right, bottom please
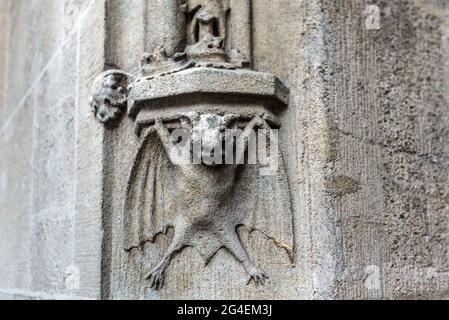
left=90, top=0, right=293, bottom=291
left=128, top=67, right=289, bottom=135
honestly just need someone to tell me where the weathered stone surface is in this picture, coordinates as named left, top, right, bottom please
left=29, top=31, right=77, bottom=296
left=127, top=67, right=289, bottom=117
left=323, top=0, right=449, bottom=299
left=4, top=0, right=89, bottom=117
left=0, top=0, right=103, bottom=300
left=0, top=0, right=8, bottom=128
left=3, top=0, right=34, bottom=116
left=0, top=95, right=34, bottom=293
left=105, top=0, right=146, bottom=73
left=92, top=0, right=300, bottom=300
left=253, top=0, right=326, bottom=299
left=0, top=0, right=448, bottom=300
left=73, top=0, right=107, bottom=299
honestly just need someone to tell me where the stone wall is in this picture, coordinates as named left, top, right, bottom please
left=0, top=0, right=104, bottom=300
left=0, top=0, right=448, bottom=300
left=323, top=0, right=449, bottom=299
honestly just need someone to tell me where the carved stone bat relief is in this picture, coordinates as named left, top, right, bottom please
left=90, top=0, right=293, bottom=290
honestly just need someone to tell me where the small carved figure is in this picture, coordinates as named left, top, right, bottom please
left=140, top=0, right=249, bottom=76
left=183, top=0, right=230, bottom=62
left=124, top=112, right=294, bottom=290
left=89, top=70, right=132, bottom=125
left=183, top=0, right=229, bottom=43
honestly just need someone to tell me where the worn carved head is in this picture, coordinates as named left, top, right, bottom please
left=89, top=70, right=130, bottom=124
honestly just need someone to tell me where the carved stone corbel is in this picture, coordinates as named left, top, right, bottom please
left=90, top=0, right=294, bottom=290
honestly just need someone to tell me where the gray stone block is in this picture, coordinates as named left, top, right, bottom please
left=128, top=67, right=289, bottom=117
left=29, top=31, right=77, bottom=295
left=0, top=95, right=34, bottom=292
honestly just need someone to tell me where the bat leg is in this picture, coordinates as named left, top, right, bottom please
left=224, top=230, right=269, bottom=286
left=145, top=232, right=187, bottom=290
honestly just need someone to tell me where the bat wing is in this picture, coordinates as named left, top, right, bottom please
left=232, top=154, right=295, bottom=262
left=124, top=128, right=178, bottom=251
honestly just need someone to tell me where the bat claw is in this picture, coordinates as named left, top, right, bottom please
left=145, top=268, right=166, bottom=290
left=251, top=116, right=268, bottom=130
left=246, top=265, right=269, bottom=286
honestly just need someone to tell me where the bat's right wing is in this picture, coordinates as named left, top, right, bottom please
left=123, top=128, right=178, bottom=251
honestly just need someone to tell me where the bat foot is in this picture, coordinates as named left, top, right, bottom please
left=145, top=267, right=166, bottom=290
left=246, top=265, right=269, bottom=286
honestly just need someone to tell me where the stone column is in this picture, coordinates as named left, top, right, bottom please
left=229, top=0, right=252, bottom=63
left=145, top=0, right=186, bottom=56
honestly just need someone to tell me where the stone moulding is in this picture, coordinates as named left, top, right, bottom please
left=127, top=67, right=290, bottom=118
left=90, top=0, right=294, bottom=291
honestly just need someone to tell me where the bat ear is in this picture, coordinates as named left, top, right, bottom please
left=179, top=112, right=200, bottom=129
left=179, top=116, right=192, bottom=129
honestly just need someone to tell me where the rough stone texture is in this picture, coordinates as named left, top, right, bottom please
left=0, top=96, right=34, bottom=293
left=0, top=0, right=103, bottom=300
left=4, top=0, right=89, bottom=120
left=0, top=0, right=7, bottom=128
left=322, top=0, right=449, bottom=299
left=0, top=0, right=448, bottom=300
left=127, top=68, right=289, bottom=116
left=74, top=0, right=106, bottom=299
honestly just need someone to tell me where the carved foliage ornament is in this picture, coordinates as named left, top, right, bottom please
left=90, top=0, right=293, bottom=290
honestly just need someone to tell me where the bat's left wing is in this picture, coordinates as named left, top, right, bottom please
left=232, top=152, right=295, bottom=262
left=123, top=128, right=178, bottom=251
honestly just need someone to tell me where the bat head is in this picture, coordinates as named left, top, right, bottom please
left=180, top=112, right=237, bottom=166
